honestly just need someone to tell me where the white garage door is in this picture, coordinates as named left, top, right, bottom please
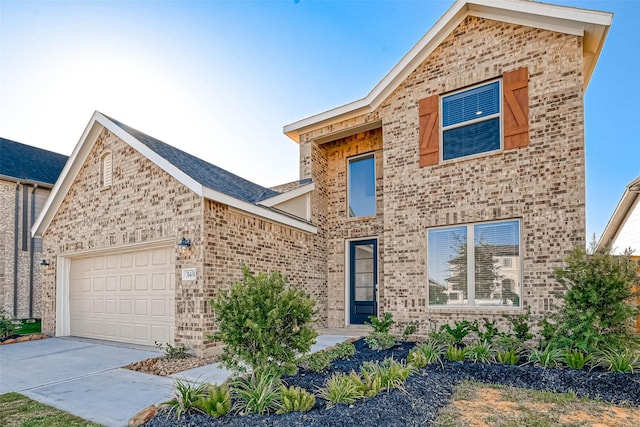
left=69, top=246, right=175, bottom=346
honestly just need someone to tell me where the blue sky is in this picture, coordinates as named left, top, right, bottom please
left=1, top=0, right=638, bottom=241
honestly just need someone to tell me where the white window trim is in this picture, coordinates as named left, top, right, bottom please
left=426, top=219, right=523, bottom=310
left=346, top=152, right=376, bottom=219
left=440, top=78, right=504, bottom=163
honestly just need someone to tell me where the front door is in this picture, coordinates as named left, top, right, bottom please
left=349, top=239, right=378, bottom=324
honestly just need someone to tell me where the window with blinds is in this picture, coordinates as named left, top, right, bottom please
left=348, top=154, right=376, bottom=218
left=427, top=219, right=521, bottom=308
left=442, top=80, right=501, bottom=161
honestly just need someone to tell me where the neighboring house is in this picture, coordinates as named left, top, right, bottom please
left=0, top=138, right=68, bottom=319
left=34, top=0, right=613, bottom=354
left=596, top=176, right=640, bottom=332
left=33, top=113, right=319, bottom=353
left=283, top=0, right=612, bottom=331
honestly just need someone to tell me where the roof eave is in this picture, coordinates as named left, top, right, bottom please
left=596, top=176, right=640, bottom=253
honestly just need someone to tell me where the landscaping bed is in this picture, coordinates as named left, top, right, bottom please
left=144, top=338, right=640, bottom=427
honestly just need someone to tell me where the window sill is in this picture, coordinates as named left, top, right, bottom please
left=346, top=214, right=378, bottom=222
left=100, top=185, right=111, bottom=192
left=427, top=305, right=524, bottom=315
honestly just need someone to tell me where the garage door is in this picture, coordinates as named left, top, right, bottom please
left=69, top=246, right=175, bottom=346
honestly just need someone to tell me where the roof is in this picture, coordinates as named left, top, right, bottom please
left=596, top=176, right=640, bottom=254
left=32, top=111, right=316, bottom=237
left=283, top=0, right=613, bottom=143
left=0, top=137, right=68, bottom=185
left=106, top=116, right=278, bottom=204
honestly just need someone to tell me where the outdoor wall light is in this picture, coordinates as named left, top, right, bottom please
left=39, top=259, right=50, bottom=268
left=178, top=238, right=191, bottom=252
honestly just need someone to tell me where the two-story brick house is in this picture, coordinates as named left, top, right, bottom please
left=283, top=0, right=612, bottom=332
left=34, top=0, right=612, bottom=353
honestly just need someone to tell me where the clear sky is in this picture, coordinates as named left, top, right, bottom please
left=1, top=0, right=638, bottom=242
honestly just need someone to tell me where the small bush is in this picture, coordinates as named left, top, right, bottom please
left=0, top=310, right=16, bottom=340
left=503, top=307, right=534, bottom=342
left=329, top=342, right=356, bottom=360
left=164, top=378, right=208, bottom=419
left=363, top=358, right=412, bottom=391
left=408, top=348, right=428, bottom=369
left=366, top=312, right=395, bottom=333
left=211, top=267, right=317, bottom=375
left=318, top=372, right=364, bottom=407
left=298, top=350, right=332, bottom=373
left=466, top=340, right=494, bottom=363
left=445, top=345, right=467, bottom=362
left=355, top=370, right=383, bottom=397
left=276, top=386, right=315, bottom=414
left=402, top=320, right=420, bottom=341
left=496, top=349, right=519, bottom=365
left=440, top=321, right=472, bottom=345
left=528, top=346, right=564, bottom=368
left=195, top=384, right=231, bottom=418
left=412, top=341, right=443, bottom=367
left=471, top=319, right=500, bottom=343
left=155, top=341, right=190, bottom=360
left=365, top=331, right=396, bottom=351
left=232, top=370, right=281, bottom=415
left=564, top=349, right=592, bottom=370
left=594, top=348, right=640, bottom=373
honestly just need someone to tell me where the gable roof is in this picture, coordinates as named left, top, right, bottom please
left=0, top=137, right=68, bottom=186
left=596, top=176, right=640, bottom=255
left=32, top=111, right=316, bottom=237
left=106, top=116, right=278, bottom=204
left=283, top=0, right=613, bottom=143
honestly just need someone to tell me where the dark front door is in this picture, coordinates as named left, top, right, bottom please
left=349, top=239, right=378, bottom=325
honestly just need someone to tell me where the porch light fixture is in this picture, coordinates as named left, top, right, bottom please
left=39, top=259, right=50, bottom=268
left=178, top=238, right=191, bottom=252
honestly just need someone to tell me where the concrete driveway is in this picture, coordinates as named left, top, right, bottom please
left=0, top=338, right=174, bottom=427
left=0, top=332, right=363, bottom=427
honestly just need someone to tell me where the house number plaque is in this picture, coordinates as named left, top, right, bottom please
left=181, top=268, right=197, bottom=281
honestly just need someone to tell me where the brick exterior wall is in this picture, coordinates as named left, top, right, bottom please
left=0, top=180, right=45, bottom=320
left=299, top=17, right=586, bottom=334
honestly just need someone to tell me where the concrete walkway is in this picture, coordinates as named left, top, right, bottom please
left=0, top=331, right=363, bottom=427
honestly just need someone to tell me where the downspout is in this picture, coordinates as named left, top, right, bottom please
left=29, top=185, right=37, bottom=319
left=13, top=183, right=20, bottom=318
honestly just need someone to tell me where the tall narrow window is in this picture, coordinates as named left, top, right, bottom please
left=101, top=152, right=112, bottom=188
left=442, top=80, right=501, bottom=160
left=348, top=154, right=376, bottom=218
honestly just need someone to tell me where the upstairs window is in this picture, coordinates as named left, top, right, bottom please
left=348, top=154, right=376, bottom=218
left=442, top=80, right=501, bottom=161
left=101, top=151, right=112, bottom=188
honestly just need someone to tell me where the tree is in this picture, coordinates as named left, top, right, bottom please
left=447, top=238, right=502, bottom=300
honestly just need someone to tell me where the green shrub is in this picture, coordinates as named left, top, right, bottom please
left=542, top=245, right=639, bottom=353
left=365, top=313, right=396, bottom=351
left=402, top=320, right=420, bottom=341
left=440, top=321, right=472, bottom=345
left=298, top=350, right=332, bottom=373
left=210, top=267, right=317, bottom=375
left=594, top=348, right=640, bottom=373
left=503, top=307, right=534, bottom=342
left=155, top=341, right=190, bottom=360
left=496, top=349, right=519, bottom=365
left=0, top=310, right=16, bottom=340
left=471, top=319, right=500, bottom=343
left=232, top=370, right=281, bottom=415
left=195, top=384, right=231, bottom=418
left=408, top=348, right=428, bottom=369
left=329, top=342, right=356, bottom=360
left=527, top=346, right=564, bottom=368
left=318, top=372, right=364, bottom=407
left=164, top=378, right=208, bottom=419
left=445, top=345, right=467, bottom=362
left=276, top=385, right=315, bottom=414
left=413, top=341, right=444, bottom=367
left=354, top=370, right=383, bottom=397
left=564, top=349, right=592, bottom=370
left=465, top=340, right=494, bottom=363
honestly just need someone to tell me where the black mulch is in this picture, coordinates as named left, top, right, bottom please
left=144, top=339, right=640, bottom=427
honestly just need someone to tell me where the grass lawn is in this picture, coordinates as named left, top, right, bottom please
left=434, top=381, right=640, bottom=427
left=14, top=319, right=41, bottom=335
left=0, top=393, right=103, bottom=427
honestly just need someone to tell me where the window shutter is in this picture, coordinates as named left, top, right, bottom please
left=503, top=67, right=529, bottom=150
left=419, top=94, right=439, bottom=167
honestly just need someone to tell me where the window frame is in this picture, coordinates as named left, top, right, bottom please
left=346, top=152, right=376, bottom=219
left=426, top=219, right=522, bottom=310
left=440, top=78, right=503, bottom=162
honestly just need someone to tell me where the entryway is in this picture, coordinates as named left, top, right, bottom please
left=348, top=239, right=378, bottom=324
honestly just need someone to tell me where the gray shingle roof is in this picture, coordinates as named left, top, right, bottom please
left=106, top=116, right=279, bottom=204
left=0, top=137, right=68, bottom=185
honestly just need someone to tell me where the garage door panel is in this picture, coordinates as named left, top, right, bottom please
left=69, top=246, right=175, bottom=346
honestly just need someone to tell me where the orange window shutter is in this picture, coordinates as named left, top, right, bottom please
left=419, top=94, right=439, bottom=167
left=503, top=67, right=530, bottom=150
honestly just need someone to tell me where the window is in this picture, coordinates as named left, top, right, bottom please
left=348, top=154, right=376, bottom=218
left=442, top=80, right=501, bottom=161
left=502, top=258, right=512, bottom=268
left=427, top=219, right=521, bottom=308
left=101, top=152, right=112, bottom=188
